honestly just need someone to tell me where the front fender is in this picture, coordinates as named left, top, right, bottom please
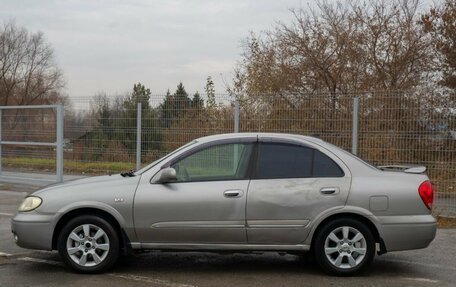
left=50, top=201, right=134, bottom=244
left=55, top=201, right=128, bottom=227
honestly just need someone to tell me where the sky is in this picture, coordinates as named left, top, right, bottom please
left=0, top=0, right=308, bottom=99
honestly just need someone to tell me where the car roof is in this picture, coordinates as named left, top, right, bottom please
left=193, top=133, right=378, bottom=174
left=195, top=132, right=325, bottom=145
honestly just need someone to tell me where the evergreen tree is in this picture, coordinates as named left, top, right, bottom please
left=192, top=91, right=204, bottom=109
left=205, top=76, right=216, bottom=108
left=122, top=83, right=161, bottom=154
left=124, top=82, right=151, bottom=111
left=174, top=82, right=192, bottom=112
left=160, top=82, right=192, bottom=127
left=160, top=89, right=174, bottom=127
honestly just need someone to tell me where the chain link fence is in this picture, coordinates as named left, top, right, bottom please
left=0, top=91, right=454, bottom=216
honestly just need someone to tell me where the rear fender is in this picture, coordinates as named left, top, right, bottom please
left=303, top=206, right=381, bottom=246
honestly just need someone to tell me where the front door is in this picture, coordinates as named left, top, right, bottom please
left=134, top=141, right=254, bottom=244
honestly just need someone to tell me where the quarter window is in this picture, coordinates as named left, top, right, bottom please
left=255, top=143, right=344, bottom=179
left=171, top=143, right=253, bottom=182
left=313, top=149, right=344, bottom=177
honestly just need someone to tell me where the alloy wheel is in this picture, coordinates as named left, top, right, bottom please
left=324, top=226, right=367, bottom=269
left=66, top=224, right=110, bottom=267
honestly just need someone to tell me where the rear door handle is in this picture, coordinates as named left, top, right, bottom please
left=320, top=187, right=339, bottom=195
left=224, top=190, right=244, bottom=198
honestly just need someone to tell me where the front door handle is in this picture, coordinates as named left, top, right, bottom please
left=224, top=189, right=244, bottom=198
left=320, top=187, right=339, bottom=195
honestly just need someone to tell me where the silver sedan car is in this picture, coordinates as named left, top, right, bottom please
left=11, top=133, right=436, bottom=275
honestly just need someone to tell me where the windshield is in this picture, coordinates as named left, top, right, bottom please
left=134, top=140, right=197, bottom=175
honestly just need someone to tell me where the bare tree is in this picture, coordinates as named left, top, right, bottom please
left=421, top=0, right=456, bottom=92
left=233, top=0, right=434, bottom=96
left=0, top=20, right=64, bottom=106
left=230, top=0, right=438, bottom=158
left=354, top=0, right=433, bottom=90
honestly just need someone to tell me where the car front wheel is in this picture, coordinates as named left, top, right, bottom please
left=57, top=215, right=119, bottom=273
left=313, top=218, right=375, bottom=276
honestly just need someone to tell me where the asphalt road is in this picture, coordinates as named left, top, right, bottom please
left=1, top=190, right=455, bottom=287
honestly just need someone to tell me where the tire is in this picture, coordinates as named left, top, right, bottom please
left=313, top=218, right=375, bottom=276
left=57, top=215, right=120, bottom=273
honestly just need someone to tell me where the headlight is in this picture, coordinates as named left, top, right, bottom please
left=18, top=196, right=42, bottom=212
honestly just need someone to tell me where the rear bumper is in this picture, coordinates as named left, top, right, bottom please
left=376, top=215, right=437, bottom=252
left=11, top=212, right=54, bottom=251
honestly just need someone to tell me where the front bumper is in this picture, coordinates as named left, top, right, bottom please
left=377, top=215, right=437, bottom=252
left=11, top=212, right=54, bottom=250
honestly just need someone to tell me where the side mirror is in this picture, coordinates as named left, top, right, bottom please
left=155, top=167, right=177, bottom=183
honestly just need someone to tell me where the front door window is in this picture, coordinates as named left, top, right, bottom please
left=171, top=143, right=253, bottom=182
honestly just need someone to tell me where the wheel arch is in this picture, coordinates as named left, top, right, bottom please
left=51, top=207, right=130, bottom=253
left=308, top=212, right=386, bottom=254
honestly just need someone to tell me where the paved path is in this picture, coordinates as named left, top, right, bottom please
left=0, top=171, right=84, bottom=187
left=1, top=190, right=455, bottom=287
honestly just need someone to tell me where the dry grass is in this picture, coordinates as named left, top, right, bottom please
left=2, top=157, right=134, bottom=175
left=436, top=216, right=456, bottom=228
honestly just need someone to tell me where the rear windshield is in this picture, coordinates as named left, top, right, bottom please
left=323, top=142, right=379, bottom=171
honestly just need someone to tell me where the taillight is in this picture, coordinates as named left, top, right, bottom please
left=418, top=181, right=433, bottom=210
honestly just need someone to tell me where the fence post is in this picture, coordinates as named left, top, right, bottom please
left=0, top=109, right=2, bottom=176
left=56, top=105, right=64, bottom=182
left=234, top=98, right=239, bottom=133
left=136, top=102, right=142, bottom=171
left=352, top=97, right=359, bottom=155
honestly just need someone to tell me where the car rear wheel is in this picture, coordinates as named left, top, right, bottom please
left=313, top=218, right=375, bottom=276
left=57, top=215, right=119, bottom=273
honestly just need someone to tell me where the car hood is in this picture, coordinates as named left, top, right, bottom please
left=32, top=174, right=138, bottom=196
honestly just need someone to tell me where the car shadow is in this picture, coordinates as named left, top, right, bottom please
left=17, top=250, right=421, bottom=280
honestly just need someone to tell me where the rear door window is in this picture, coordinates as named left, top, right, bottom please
left=254, top=143, right=344, bottom=179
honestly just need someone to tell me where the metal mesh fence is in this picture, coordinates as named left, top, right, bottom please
left=64, top=97, right=137, bottom=174
left=357, top=92, right=455, bottom=217
left=0, top=90, right=455, bottom=216
left=237, top=94, right=353, bottom=150
left=0, top=107, right=58, bottom=174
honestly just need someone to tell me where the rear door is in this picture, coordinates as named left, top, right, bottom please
left=246, top=138, right=351, bottom=244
